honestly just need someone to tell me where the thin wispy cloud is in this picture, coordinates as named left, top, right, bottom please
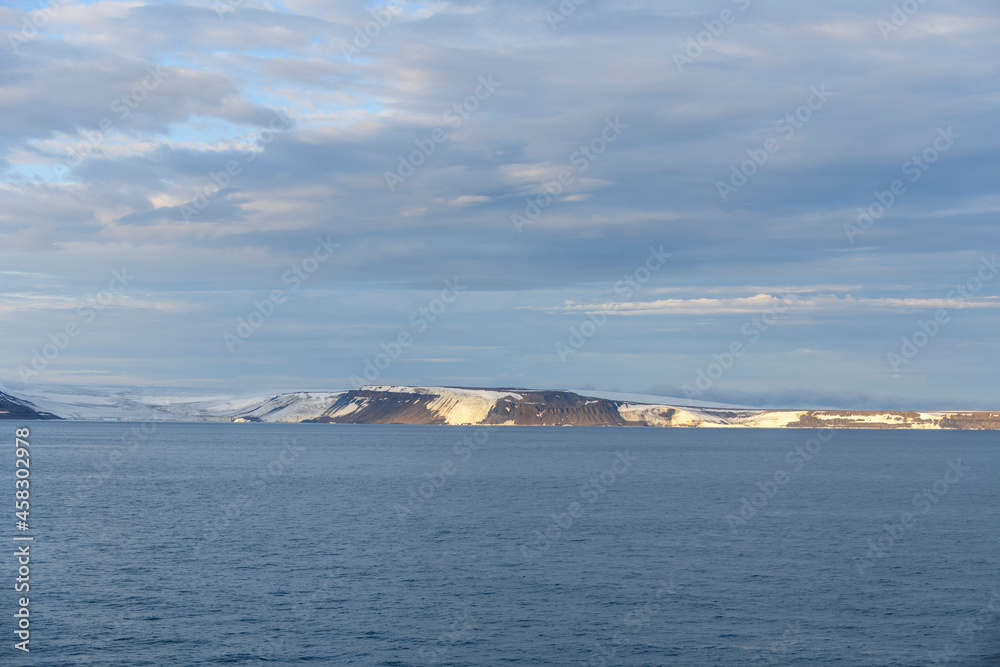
left=550, top=294, right=1000, bottom=316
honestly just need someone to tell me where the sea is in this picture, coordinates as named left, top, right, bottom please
left=6, top=422, right=999, bottom=666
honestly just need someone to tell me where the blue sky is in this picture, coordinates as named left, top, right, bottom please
left=0, top=0, right=998, bottom=408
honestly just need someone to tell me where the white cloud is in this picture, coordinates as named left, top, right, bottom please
left=448, top=195, right=492, bottom=207
left=548, top=294, right=1000, bottom=316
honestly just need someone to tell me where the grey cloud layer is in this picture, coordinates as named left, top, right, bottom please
left=0, top=0, right=997, bottom=405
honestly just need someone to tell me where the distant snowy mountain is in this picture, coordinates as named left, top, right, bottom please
left=0, top=390, right=60, bottom=420
left=2, top=383, right=998, bottom=429
left=228, top=392, right=347, bottom=423
left=2, top=382, right=266, bottom=422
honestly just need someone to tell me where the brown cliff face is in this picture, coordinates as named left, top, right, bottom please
left=303, top=388, right=637, bottom=426
left=309, top=390, right=449, bottom=424
left=937, top=412, right=1000, bottom=430
left=785, top=411, right=936, bottom=429
left=778, top=410, right=1000, bottom=430
left=480, top=391, right=635, bottom=426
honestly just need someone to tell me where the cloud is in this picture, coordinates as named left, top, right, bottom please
left=547, top=293, right=1000, bottom=316
left=448, top=195, right=492, bottom=206
left=0, top=0, right=997, bottom=403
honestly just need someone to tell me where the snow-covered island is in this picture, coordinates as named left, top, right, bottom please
left=1, top=384, right=998, bottom=429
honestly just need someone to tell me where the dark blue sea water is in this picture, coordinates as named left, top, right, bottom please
left=5, top=423, right=999, bottom=666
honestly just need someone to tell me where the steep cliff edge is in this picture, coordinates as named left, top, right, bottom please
left=302, top=387, right=634, bottom=426
left=0, top=391, right=61, bottom=420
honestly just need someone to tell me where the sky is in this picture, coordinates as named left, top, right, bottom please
left=0, top=0, right=998, bottom=409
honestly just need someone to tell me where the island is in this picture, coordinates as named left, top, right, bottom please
left=4, top=385, right=998, bottom=429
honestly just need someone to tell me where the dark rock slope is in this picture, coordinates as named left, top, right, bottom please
left=479, top=391, right=632, bottom=426
left=309, top=389, right=450, bottom=424
left=0, top=391, right=61, bottom=420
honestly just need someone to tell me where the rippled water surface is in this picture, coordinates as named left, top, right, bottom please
left=8, top=423, right=1000, bottom=665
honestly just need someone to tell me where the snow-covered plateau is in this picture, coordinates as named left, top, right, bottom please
left=1, top=383, right=997, bottom=429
